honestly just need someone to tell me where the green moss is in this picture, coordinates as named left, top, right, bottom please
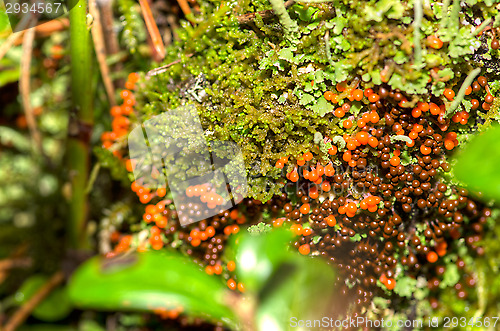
left=132, top=0, right=499, bottom=201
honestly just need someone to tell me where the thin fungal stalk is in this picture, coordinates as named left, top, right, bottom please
left=269, top=0, right=299, bottom=44
left=325, top=30, right=334, bottom=67
left=413, top=0, right=423, bottom=67
left=446, top=68, right=481, bottom=116
left=439, top=0, right=451, bottom=31
left=449, top=0, right=461, bottom=37
left=472, top=18, right=492, bottom=37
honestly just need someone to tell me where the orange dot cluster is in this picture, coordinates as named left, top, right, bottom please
left=101, top=72, right=140, bottom=157
left=186, top=184, right=225, bottom=209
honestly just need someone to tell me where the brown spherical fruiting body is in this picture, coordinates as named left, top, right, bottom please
left=117, top=76, right=495, bottom=315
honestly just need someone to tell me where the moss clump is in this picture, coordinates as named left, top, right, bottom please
left=96, top=0, right=500, bottom=323
left=130, top=0, right=498, bottom=201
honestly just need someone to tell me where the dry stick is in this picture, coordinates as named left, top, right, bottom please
left=139, top=0, right=166, bottom=60
left=2, top=271, right=65, bottom=331
left=11, top=19, right=70, bottom=45
left=89, top=0, right=116, bottom=107
left=146, top=53, right=194, bottom=78
left=413, top=0, right=423, bottom=67
left=97, top=0, right=123, bottom=86
left=0, top=246, right=30, bottom=286
left=0, top=258, right=32, bottom=271
left=32, top=18, right=69, bottom=37
left=97, top=0, right=120, bottom=55
left=176, top=0, right=192, bottom=17
left=20, top=20, right=43, bottom=155
left=237, top=0, right=295, bottom=25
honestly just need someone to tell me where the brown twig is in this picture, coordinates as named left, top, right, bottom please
left=89, top=0, right=116, bottom=106
left=237, top=0, right=295, bottom=25
left=2, top=271, right=65, bottom=331
left=139, top=0, right=166, bottom=61
left=0, top=258, right=33, bottom=271
left=96, top=0, right=120, bottom=56
left=176, top=0, right=192, bottom=18
left=145, top=53, right=194, bottom=78
left=33, top=18, right=69, bottom=37
left=0, top=246, right=30, bottom=286
left=96, top=0, right=123, bottom=86
left=20, top=21, right=43, bottom=155
left=11, top=19, right=70, bottom=44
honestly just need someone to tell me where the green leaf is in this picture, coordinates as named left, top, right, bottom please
left=68, top=251, right=238, bottom=328
left=0, top=68, right=20, bottom=87
left=293, top=4, right=318, bottom=22
left=256, top=257, right=336, bottom=331
left=0, top=9, right=11, bottom=33
left=308, top=96, right=334, bottom=117
left=234, top=229, right=294, bottom=292
left=393, top=51, right=407, bottom=64
left=363, top=0, right=405, bottom=22
left=330, top=16, right=348, bottom=35
left=15, top=275, right=72, bottom=322
left=393, top=276, right=417, bottom=298
left=333, top=60, right=353, bottom=83
left=298, top=91, right=315, bottom=106
left=278, top=47, right=298, bottom=64
left=232, top=229, right=337, bottom=331
left=440, top=264, right=460, bottom=288
left=454, top=125, right=500, bottom=201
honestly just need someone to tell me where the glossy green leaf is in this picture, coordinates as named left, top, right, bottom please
left=0, top=67, right=20, bottom=88
left=15, top=275, right=72, bottom=322
left=234, top=229, right=295, bottom=293
left=256, top=257, right=337, bottom=331
left=233, top=229, right=337, bottom=331
left=0, top=10, right=11, bottom=33
left=454, top=125, right=500, bottom=201
left=68, top=251, right=238, bottom=329
left=293, top=4, right=318, bottom=22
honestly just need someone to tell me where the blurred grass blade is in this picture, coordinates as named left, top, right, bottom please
left=454, top=125, right=500, bottom=201
left=68, top=251, right=238, bottom=329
